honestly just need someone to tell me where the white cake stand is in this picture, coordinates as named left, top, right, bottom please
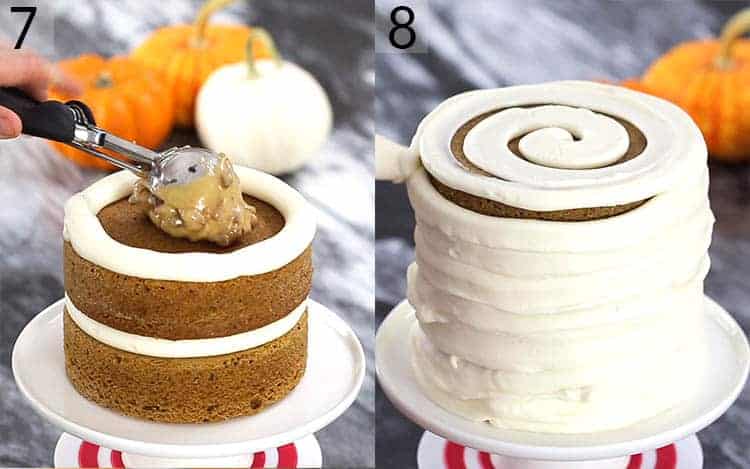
left=13, top=299, right=366, bottom=468
left=377, top=297, right=750, bottom=469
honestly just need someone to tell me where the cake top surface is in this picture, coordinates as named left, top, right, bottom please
left=98, top=194, right=283, bottom=254
left=410, top=80, right=707, bottom=211
left=63, top=167, right=316, bottom=282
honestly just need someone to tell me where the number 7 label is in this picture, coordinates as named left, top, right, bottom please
left=10, top=6, right=36, bottom=49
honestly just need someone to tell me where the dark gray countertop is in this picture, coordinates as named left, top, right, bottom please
left=375, top=1, right=750, bottom=468
left=0, top=1, right=374, bottom=467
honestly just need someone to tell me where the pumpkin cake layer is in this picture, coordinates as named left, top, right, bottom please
left=62, top=167, right=316, bottom=424
left=429, top=175, right=646, bottom=221
left=64, top=195, right=312, bottom=340
left=64, top=310, right=307, bottom=423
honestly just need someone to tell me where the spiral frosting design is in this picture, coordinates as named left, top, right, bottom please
left=407, top=81, right=713, bottom=433
left=413, top=81, right=707, bottom=211
left=467, top=105, right=632, bottom=170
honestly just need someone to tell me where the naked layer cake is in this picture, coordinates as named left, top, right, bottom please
left=62, top=165, right=316, bottom=423
left=400, top=81, right=713, bottom=433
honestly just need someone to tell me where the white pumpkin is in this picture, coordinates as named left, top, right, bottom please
left=195, top=34, right=332, bottom=175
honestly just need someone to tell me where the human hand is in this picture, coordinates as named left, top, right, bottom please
left=0, top=49, right=81, bottom=139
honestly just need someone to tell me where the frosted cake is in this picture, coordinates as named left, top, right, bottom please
left=402, top=81, right=712, bottom=433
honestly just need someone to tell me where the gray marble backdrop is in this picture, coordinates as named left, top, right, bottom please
left=376, top=1, right=750, bottom=468
left=0, top=1, right=374, bottom=468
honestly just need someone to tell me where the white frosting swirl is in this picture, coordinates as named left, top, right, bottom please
left=65, top=295, right=306, bottom=358
left=465, top=105, right=630, bottom=170
left=63, top=167, right=316, bottom=282
left=412, top=81, right=707, bottom=210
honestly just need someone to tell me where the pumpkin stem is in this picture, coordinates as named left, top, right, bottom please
left=716, top=8, right=750, bottom=69
left=95, top=71, right=114, bottom=88
left=246, top=28, right=282, bottom=78
left=193, top=0, right=236, bottom=45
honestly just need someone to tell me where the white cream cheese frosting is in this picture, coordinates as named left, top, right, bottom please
left=65, top=295, right=307, bottom=358
left=404, top=80, right=707, bottom=211
left=405, top=81, right=713, bottom=433
left=63, top=166, right=316, bottom=282
left=464, top=105, right=630, bottom=170
left=411, top=324, right=707, bottom=433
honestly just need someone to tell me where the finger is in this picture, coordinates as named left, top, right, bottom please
left=0, top=50, right=52, bottom=100
left=0, top=106, right=22, bottom=139
left=50, top=66, right=83, bottom=97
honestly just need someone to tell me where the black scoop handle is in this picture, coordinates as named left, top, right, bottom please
left=0, top=87, right=78, bottom=142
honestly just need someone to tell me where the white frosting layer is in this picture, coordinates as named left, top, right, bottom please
left=63, top=167, right=316, bottom=282
left=411, top=81, right=707, bottom=210
left=408, top=168, right=711, bottom=253
left=406, top=81, right=712, bottom=434
left=65, top=295, right=306, bottom=358
left=409, top=263, right=706, bottom=335
left=414, top=272, right=704, bottom=372
left=411, top=323, right=707, bottom=433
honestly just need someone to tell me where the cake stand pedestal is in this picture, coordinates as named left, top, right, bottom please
left=377, top=298, right=749, bottom=469
left=415, top=431, right=702, bottom=469
left=13, top=299, right=366, bottom=468
left=53, top=432, right=322, bottom=468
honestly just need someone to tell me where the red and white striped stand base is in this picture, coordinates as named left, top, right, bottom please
left=53, top=432, right=323, bottom=468
left=416, top=431, right=703, bottom=469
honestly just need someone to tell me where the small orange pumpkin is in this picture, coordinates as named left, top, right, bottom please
left=131, top=0, right=271, bottom=127
left=49, top=54, right=175, bottom=171
left=617, top=78, right=652, bottom=94
left=642, top=9, right=750, bottom=162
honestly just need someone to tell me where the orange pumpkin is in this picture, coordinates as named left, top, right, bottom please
left=618, top=78, right=652, bottom=94
left=642, top=9, right=750, bottom=162
left=49, top=54, right=175, bottom=171
left=131, top=0, right=271, bottom=127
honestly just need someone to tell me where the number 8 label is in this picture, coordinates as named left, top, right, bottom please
left=389, top=6, right=416, bottom=50
left=376, top=1, right=427, bottom=53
